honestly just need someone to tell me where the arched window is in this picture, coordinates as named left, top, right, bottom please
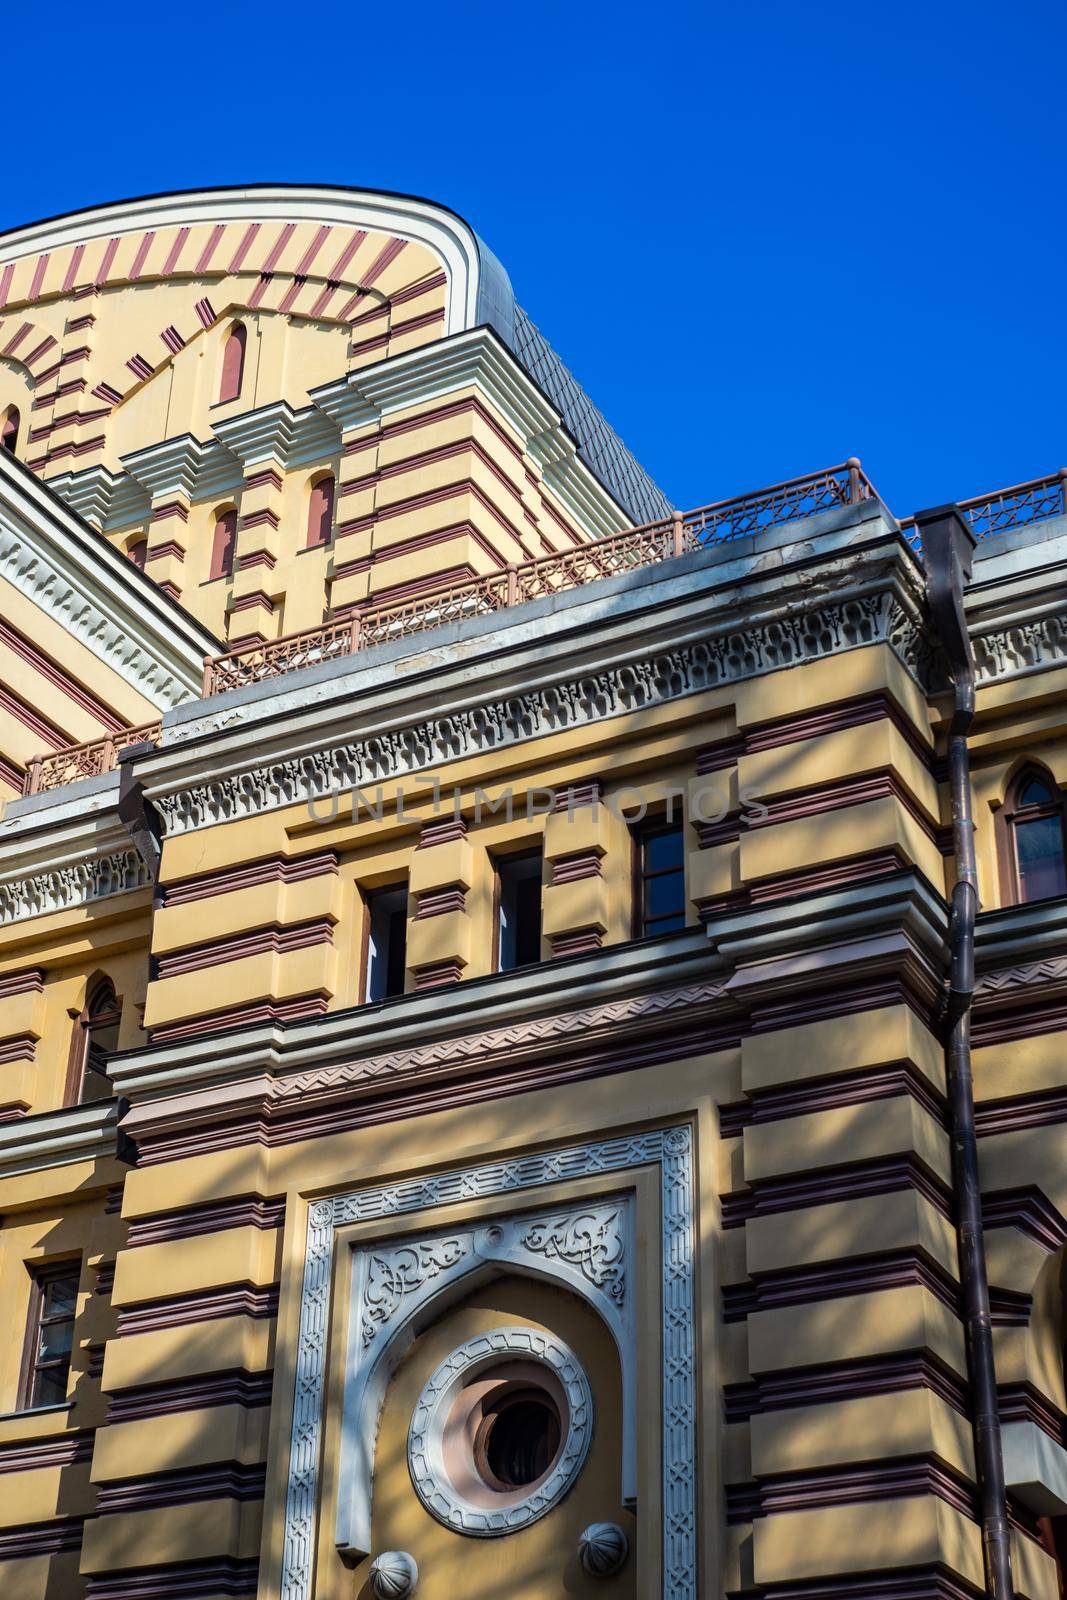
left=306, top=475, right=335, bottom=549
left=1, top=406, right=19, bottom=455
left=69, top=978, right=121, bottom=1105
left=218, top=322, right=246, bottom=404
left=1002, top=765, right=1067, bottom=904
left=210, top=508, right=238, bottom=579
left=127, top=538, right=148, bottom=570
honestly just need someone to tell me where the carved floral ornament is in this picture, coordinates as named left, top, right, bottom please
left=154, top=587, right=929, bottom=838
left=337, top=1200, right=635, bottom=1564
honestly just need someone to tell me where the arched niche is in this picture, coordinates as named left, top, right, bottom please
left=334, top=1195, right=636, bottom=1565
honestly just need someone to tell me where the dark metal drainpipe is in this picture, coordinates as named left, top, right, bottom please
left=917, top=504, right=1013, bottom=1600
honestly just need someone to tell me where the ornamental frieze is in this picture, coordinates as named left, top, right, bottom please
left=154, top=589, right=928, bottom=836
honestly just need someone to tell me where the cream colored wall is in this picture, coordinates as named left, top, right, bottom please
left=354, top=1280, right=635, bottom=1600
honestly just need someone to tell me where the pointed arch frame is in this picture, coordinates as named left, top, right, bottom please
left=335, top=1196, right=635, bottom=1562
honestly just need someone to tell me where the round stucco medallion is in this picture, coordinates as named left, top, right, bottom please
left=407, top=1325, right=593, bottom=1537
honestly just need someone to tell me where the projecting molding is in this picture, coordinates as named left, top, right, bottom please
left=150, top=587, right=927, bottom=836
left=0, top=184, right=485, bottom=337
left=0, top=451, right=218, bottom=708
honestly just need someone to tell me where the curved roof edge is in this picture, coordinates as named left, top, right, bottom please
left=0, top=183, right=670, bottom=525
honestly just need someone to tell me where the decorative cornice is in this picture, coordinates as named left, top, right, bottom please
left=0, top=453, right=217, bottom=709
left=0, top=847, right=150, bottom=927
left=0, top=1097, right=121, bottom=1177
left=972, top=607, right=1067, bottom=686
left=213, top=401, right=301, bottom=468
left=152, top=588, right=927, bottom=837
left=122, top=433, right=213, bottom=499
left=268, top=981, right=722, bottom=1106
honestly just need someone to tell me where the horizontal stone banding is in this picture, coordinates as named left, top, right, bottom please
left=115, top=1282, right=278, bottom=1335
left=106, top=1370, right=273, bottom=1423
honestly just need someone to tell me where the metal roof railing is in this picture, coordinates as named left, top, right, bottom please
left=21, top=457, right=1067, bottom=797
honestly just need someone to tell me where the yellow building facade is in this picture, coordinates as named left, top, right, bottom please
left=0, top=184, right=1066, bottom=1600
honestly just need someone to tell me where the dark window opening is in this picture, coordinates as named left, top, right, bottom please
left=1038, top=1515, right=1067, bottom=1597
left=634, top=820, right=686, bottom=937
left=1005, top=766, right=1067, bottom=904
left=306, top=476, right=335, bottom=549
left=2, top=406, right=20, bottom=455
left=496, top=851, right=542, bottom=971
left=210, top=509, right=238, bottom=580
left=22, top=1263, right=79, bottom=1409
left=219, top=322, right=246, bottom=404
left=127, top=538, right=148, bottom=571
left=365, top=883, right=408, bottom=1002
left=475, top=1388, right=561, bottom=1490
left=74, top=979, right=120, bottom=1104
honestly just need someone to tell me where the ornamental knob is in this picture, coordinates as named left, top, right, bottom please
left=369, top=1550, right=419, bottom=1598
left=578, top=1521, right=629, bottom=1577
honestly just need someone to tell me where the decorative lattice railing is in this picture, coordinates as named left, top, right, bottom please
left=202, top=459, right=877, bottom=696
left=22, top=457, right=1067, bottom=796
left=899, top=467, right=1067, bottom=549
left=23, top=722, right=162, bottom=796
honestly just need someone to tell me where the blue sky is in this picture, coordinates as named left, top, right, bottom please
left=2, top=0, right=1064, bottom=518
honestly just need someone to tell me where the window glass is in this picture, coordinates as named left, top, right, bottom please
left=636, top=822, right=686, bottom=936
left=1019, top=776, right=1055, bottom=807
left=77, top=980, right=119, bottom=1104
left=1015, top=814, right=1067, bottom=902
left=25, top=1265, right=79, bottom=1408
left=365, top=884, right=408, bottom=1002
left=497, top=852, right=542, bottom=971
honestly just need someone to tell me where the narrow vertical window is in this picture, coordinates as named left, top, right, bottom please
left=70, top=978, right=120, bottom=1104
left=21, top=1263, right=80, bottom=1408
left=364, top=883, right=408, bottom=1002
left=210, top=508, right=238, bottom=579
left=127, top=538, right=148, bottom=570
left=2, top=406, right=20, bottom=455
left=496, top=851, right=543, bottom=971
left=306, top=475, right=335, bottom=549
left=1004, top=767, right=1067, bottom=904
left=633, top=820, right=686, bottom=938
left=218, top=322, right=247, bottom=404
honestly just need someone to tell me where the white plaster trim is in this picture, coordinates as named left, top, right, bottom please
left=0, top=453, right=216, bottom=707
left=407, top=1326, right=593, bottom=1536
left=0, top=775, right=154, bottom=927
left=0, top=1100, right=118, bottom=1177
left=335, top=1199, right=635, bottom=1561
left=1002, top=1421, right=1067, bottom=1514
left=0, top=185, right=481, bottom=338
left=283, top=1125, right=696, bottom=1600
